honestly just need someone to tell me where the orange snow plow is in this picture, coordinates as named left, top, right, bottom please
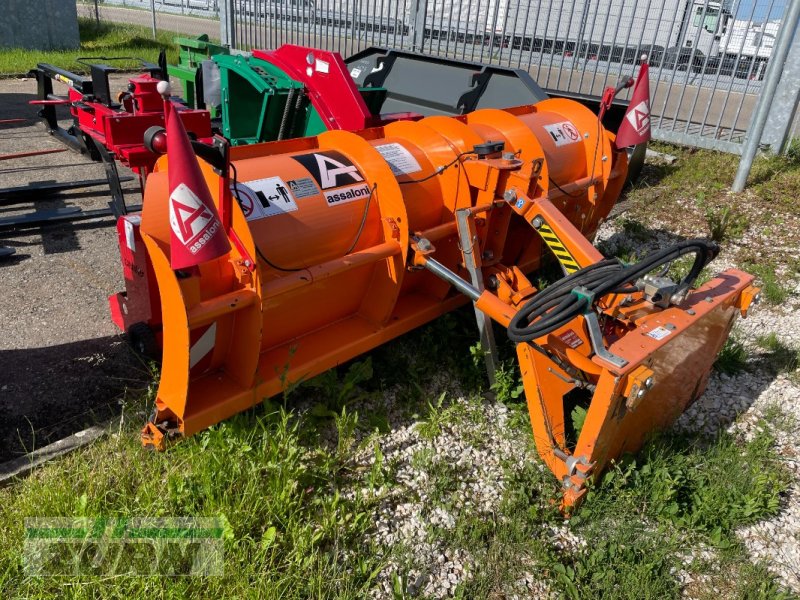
left=136, top=98, right=758, bottom=507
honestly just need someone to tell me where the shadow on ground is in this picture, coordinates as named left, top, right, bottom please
left=0, top=336, right=152, bottom=463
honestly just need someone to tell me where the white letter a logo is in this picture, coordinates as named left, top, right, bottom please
left=315, top=154, right=364, bottom=189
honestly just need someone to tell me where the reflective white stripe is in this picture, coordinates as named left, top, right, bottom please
left=189, top=322, right=216, bottom=368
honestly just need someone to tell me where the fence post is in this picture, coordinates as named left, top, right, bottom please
left=411, top=0, right=428, bottom=52
left=150, top=0, right=157, bottom=40
left=220, top=0, right=234, bottom=48
left=764, top=31, right=800, bottom=154
left=732, top=1, right=800, bottom=192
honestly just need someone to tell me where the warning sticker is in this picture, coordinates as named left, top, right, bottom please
left=557, top=329, right=584, bottom=349
left=233, top=177, right=297, bottom=221
left=324, top=183, right=372, bottom=206
left=625, top=100, right=651, bottom=135
left=543, top=121, right=582, bottom=147
left=646, top=326, right=672, bottom=341
left=292, top=150, right=365, bottom=190
left=350, top=67, right=362, bottom=78
left=315, top=58, right=330, bottom=74
left=375, top=142, right=423, bottom=176
left=287, top=177, right=319, bottom=199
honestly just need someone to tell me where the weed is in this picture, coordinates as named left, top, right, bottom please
left=306, top=357, right=373, bottom=414
left=619, top=217, right=650, bottom=242
left=490, top=362, right=524, bottom=404
left=415, top=392, right=472, bottom=441
left=714, top=336, right=748, bottom=374
left=744, top=262, right=789, bottom=305
left=705, top=206, right=749, bottom=242
left=570, top=406, right=587, bottom=438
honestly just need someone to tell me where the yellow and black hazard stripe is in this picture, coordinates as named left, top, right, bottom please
left=537, top=222, right=582, bottom=274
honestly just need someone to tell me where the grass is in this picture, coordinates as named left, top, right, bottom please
left=0, top=311, right=792, bottom=598
left=744, top=261, right=790, bottom=305
left=623, top=141, right=800, bottom=276
left=756, top=332, right=800, bottom=381
left=715, top=336, right=749, bottom=375
left=0, top=18, right=179, bottom=76
left=0, top=403, right=387, bottom=598
left=0, top=135, right=797, bottom=596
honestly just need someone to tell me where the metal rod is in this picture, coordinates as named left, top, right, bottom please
left=733, top=0, right=800, bottom=191
left=150, top=0, right=157, bottom=40
left=456, top=208, right=499, bottom=386
left=0, top=148, right=67, bottom=161
left=420, top=253, right=481, bottom=301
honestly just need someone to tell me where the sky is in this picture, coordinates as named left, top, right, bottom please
left=734, top=0, right=786, bottom=22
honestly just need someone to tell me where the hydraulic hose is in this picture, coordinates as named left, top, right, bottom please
left=507, top=239, right=719, bottom=343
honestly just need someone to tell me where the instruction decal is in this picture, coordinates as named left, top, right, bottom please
left=232, top=177, right=297, bottom=221
left=646, top=326, right=672, bottom=341
left=375, top=142, right=423, bottom=176
left=543, top=121, right=582, bottom=147
left=287, top=177, right=319, bottom=199
left=557, top=329, right=584, bottom=349
left=292, top=150, right=365, bottom=190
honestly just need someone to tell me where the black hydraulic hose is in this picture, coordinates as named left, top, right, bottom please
left=508, top=239, right=719, bottom=343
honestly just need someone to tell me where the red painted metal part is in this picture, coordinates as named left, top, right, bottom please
left=253, top=45, right=374, bottom=131
left=0, top=148, right=67, bottom=161
left=65, top=73, right=212, bottom=175
left=109, top=214, right=162, bottom=334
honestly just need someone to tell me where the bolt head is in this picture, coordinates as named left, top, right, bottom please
left=532, top=216, right=543, bottom=229
left=417, top=238, right=432, bottom=251
left=503, top=189, right=517, bottom=202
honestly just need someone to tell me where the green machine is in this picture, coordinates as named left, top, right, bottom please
left=214, top=52, right=327, bottom=145
left=168, top=35, right=229, bottom=116
left=170, top=42, right=391, bottom=147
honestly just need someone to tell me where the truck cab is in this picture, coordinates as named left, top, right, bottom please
left=657, top=0, right=731, bottom=71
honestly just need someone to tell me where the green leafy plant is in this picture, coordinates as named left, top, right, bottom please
left=705, top=206, right=749, bottom=242
left=714, top=336, right=748, bottom=374
left=490, top=363, right=524, bottom=403
left=744, top=262, right=789, bottom=305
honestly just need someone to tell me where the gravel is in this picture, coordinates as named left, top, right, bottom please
left=335, top=374, right=555, bottom=599
left=0, top=76, right=149, bottom=461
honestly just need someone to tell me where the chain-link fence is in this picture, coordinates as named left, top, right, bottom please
left=217, top=0, right=798, bottom=157
left=76, top=0, right=220, bottom=39
left=77, top=0, right=800, bottom=184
